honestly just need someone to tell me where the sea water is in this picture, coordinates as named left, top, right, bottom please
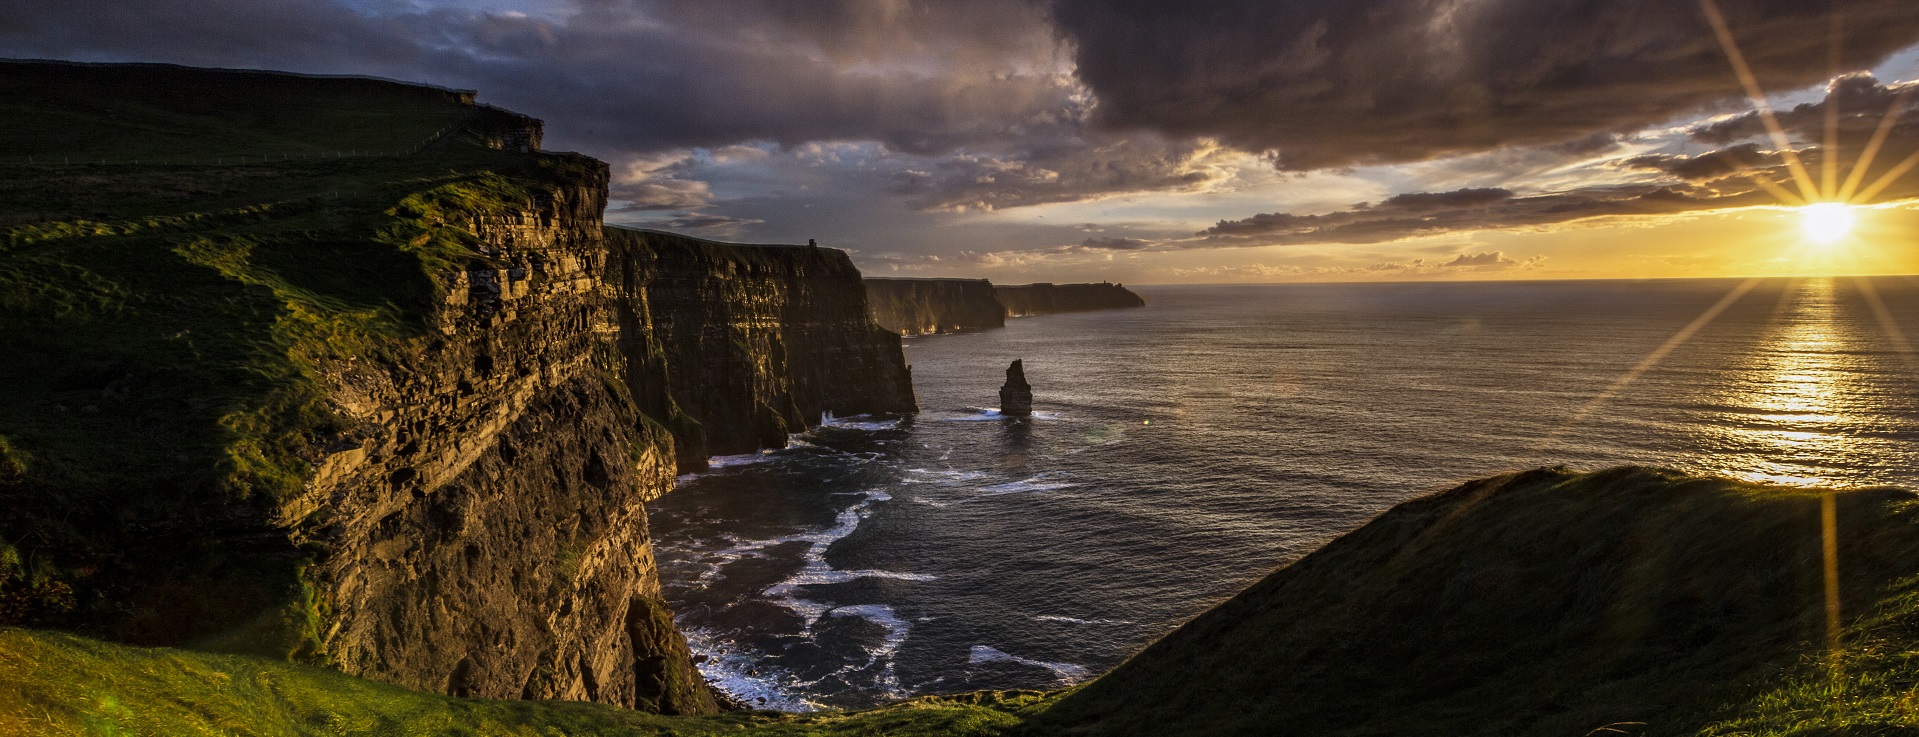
left=644, top=277, right=1919, bottom=710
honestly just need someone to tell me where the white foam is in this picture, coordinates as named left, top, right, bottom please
left=760, top=491, right=936, bottom=631
left=1035, top=615, right=1133, bottom=625
left=981, top=472, right=1079, bottom=495
left=818, top=604, right=915, bottom=696
left=967, top=645, right=1091, bottom=683
left=931, top=407, right=1065, bottom=422
left=680, top=628, right=816, bottom=712
left=906, top=468, right=991, bottom=485
left=820, top=412, right=904, bottom=432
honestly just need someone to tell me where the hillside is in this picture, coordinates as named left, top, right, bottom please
left=1040, top=466, right=1919, bottom=736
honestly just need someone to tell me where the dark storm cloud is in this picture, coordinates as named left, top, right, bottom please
left=1622, top=143, right=1783, bottom=181
left=1195, top=72, right=1919, bottom=249
left=1691, top=74, right=1919, bottom=144
left=888, top=136, right=1231, bottom=212
left=1376, top=188, right=1515, bottom=212
left=1080, top=236, right=1148, bottom=250
left=1048, top=0, right=1919, bottom=171
left=0, top=0, right=1071, bottom=158
left=1201, top=183, right=1773, bottom=247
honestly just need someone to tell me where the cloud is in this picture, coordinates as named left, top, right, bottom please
left=1048, top=0, right=1919, bottom=170
left=1080, top=236, right=1149, bottom=250
left=1690, top=73, right=1919, bottom=145
left=1201, top=183, right=1772, bottom=246
left=0, top=0, right=1075, bottom=160
left=613, top=211, right=765, bottom=239
left=890, top=135, right=1240, bottom=212
left=608, top=152, right=712, bottom=211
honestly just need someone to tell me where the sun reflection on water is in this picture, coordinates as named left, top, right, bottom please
left=1714, top=279, right=1865, bottom=487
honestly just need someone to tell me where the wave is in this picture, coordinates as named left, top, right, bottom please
left=760, top=491, right=937, bottom=631
left=820, top=412, right=906, bottom=432
left=967, top=645, right=1091, bottom=683
left=981, top=472, right=1079, bottom=495
left=1034, top=614, right=1133, bottom=626
left=932, top=407, right=1068, bottom=422
left=679, top=628, right=816, bottom=712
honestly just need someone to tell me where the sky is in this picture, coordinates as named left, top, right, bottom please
left=7, top=0, right=1919, bottom=283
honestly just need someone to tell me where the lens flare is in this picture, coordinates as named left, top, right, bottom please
left=1799, top=203, right=1856, bottom=244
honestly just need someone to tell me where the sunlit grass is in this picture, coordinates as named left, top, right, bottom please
left=0, top=628, right=1045, bottom=737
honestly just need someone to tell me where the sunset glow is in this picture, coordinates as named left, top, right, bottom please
left=1800, top=203, right=1858, bottom=244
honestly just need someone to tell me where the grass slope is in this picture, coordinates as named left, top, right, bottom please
left=1040, top=466, right=1919, bottom=737
left=0, top=628, right=1042, bottom=737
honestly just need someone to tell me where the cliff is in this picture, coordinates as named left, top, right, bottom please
left=608, top=229, right=917, bottom=467
left=0, top=61, right=755, bottom=714
left=863, top=277, right=1006, bottom=335
left=995, top=282, right=1144, bottom=317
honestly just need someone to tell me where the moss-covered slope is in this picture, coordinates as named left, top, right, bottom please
left=1041, top=466, right=1919, bottom=736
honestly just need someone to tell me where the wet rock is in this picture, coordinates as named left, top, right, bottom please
left=1000, top=360, right=1033, bottom=417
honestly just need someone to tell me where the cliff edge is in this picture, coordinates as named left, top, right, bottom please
left=864, top=277, right=1006, bottom=335
left=0, top=61, right=862, bottom=714
left=995, top=282, right=1144, bottom=317
left=608, top=228, right=917, bottom=467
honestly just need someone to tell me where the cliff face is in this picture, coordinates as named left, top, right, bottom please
left=863, top=277, right=1006, bottom=335
left=0, top=62, right=744, bottom=715
left=608, top=229, right=918, bottom=467
left=995, top=282, right=1144, bottom=317
left=297, top=177, right=713, bottom=713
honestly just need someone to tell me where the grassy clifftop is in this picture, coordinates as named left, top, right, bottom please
left=0, top=60, right=600, bottom=648
left=11, top=467, right=1919, bottom=735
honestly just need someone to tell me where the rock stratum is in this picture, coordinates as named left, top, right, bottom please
left=610, top=229, right=916, bottom=468
left=863, top=278, right=1145, bottom=335
left=862, top=277, right=1007, bottom=335
left=995, top=282, right=1144, bottom=317
left=0, top=61, right=910, bottom=714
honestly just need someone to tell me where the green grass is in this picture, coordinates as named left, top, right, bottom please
left=0, top=628, right=1045, bottom=737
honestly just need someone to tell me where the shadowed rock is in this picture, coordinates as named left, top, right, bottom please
left=1000, top=360, right=1033, bottom=417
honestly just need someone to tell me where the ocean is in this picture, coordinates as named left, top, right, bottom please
left=644, top=277, right=1919, bottom=710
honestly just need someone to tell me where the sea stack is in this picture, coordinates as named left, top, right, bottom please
left=1000, top=359, right=1034, bottom=416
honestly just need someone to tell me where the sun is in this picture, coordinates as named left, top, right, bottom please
left=1799, top=203, right=1857, bottom=245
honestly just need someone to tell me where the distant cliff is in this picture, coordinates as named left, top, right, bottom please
left=863, top=277, right=1006, bottom=335
left=608, top=229, right=917, bottom=467
left=995, top=282, right=1144, bottom=317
